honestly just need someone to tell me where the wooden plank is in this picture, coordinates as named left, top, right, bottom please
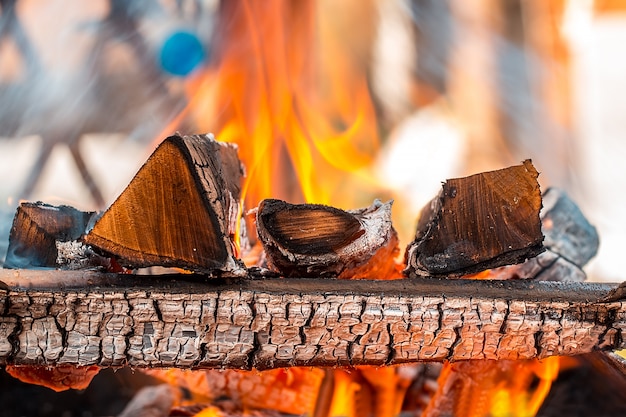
left=0, top=270, right=624, bottom=370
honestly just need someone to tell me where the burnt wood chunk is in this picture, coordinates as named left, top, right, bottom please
left=4, top=202, right=93, bottom=269
left=405, top=160, right=544, bottom=277
left=256, top=199, right=399, bottom=278
left=83, top=133, right=246, bottom=276
left=540, top=187, right=599, bottom=267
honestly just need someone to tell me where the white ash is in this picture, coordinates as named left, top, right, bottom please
left=56, top=241, right=106, bottom=270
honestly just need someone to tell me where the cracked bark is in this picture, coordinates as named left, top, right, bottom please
left=1, top=270, right=625, bottom=370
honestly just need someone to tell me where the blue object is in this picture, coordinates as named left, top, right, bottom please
left=159, top=30, right=206, bottom=76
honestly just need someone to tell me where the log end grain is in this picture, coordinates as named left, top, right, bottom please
left=405, top=160, right=544, bottom=277
left=256, top=199, right=400, bottom=279
left=4, top=203, right=93, bottom=269
left=84, top=134, right=247, bottom=276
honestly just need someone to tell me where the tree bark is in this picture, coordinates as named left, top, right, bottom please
left=1, top=270, right=625, bottom=370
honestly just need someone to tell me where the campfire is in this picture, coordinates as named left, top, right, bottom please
left=2, top=1, right=626, bottom=417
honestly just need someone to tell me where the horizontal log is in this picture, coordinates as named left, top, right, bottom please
left=0, top=269, right=625, bottom=370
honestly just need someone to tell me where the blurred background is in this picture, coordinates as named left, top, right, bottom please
left=0, top=0, right=625, bottom=282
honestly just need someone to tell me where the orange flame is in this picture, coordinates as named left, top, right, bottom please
left=154, top=1, right=564, bottom=416
left=423, top=357, right=560, bottom=417
left=179, top=0, right=380, bottom=209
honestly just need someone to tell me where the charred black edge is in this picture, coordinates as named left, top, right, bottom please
left=0, top=269, right=619, bottom=305
left=408, top=243, right=546, bottom=278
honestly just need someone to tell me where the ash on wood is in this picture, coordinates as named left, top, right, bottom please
left=4, top=202, right=93, bottom=269
left=83, top=134, right=246, bottom=276
left=405, top=160, right=544, bottom=277
left=1, top=270, right=625, bottom=370
left=256, top=199, right=399, bottom=278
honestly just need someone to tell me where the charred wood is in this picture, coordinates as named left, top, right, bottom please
left=256, top=199, right=399, bottom=278
left=1, top=270, right=625, bottom=370
left=405, top=160, right=544, bottom=277
left=83, top=134, right=247, bottom=277
left=4, top=202, right=93, bottom=269
left=473, top=188, right=599, bottom=281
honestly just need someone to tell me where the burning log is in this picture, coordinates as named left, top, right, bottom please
left=4, top=202, right=93, bottom=269
left=146, top=367, right=325, bottom=416
left=1, top=270, right=625, bottom=370
left=405, top=160, right=544, bottom=277
left=83, top=134, right=246, bottom=277
left=255, top=199, right=400, bottom=278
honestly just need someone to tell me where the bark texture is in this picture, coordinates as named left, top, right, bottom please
left=1, top=270, right=625, bottom=370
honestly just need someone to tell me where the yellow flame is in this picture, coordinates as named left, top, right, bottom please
left=328, top=370, right=362, bottom=417
left=485, top=357, right=560, bottom=417
left=194, top=406, right=224, bottom=417
left=179, top=0, right=380, bottom=209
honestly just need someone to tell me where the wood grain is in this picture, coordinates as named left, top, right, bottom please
left=256, top=199, right=399, bottom=279
left=4, top=203, right=93, bottom=269
left=0, top=270, right=624, bottom=370
left=405, top=160, right=544, bottom=277
left=83, top=134, right=246, bottom=276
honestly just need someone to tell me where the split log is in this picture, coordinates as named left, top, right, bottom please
left=405, top=160, right=544, bottom=277
left=4, top=202, right=93, bottom=269
left=1, top=270, right=626, bottom=370
left=255, top=199, right=399, bottom=278
left=83, top=134, right=247, bottom=277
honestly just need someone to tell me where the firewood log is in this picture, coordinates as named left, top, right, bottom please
left=2, top=270, right=626, bottom=370
left=83, top=134, right=247, bottom=276
left=405, top=160, right=544, bottom=277
left=255, top=199, right=400, bottom=278
left=4, top=202, right=94, bottom=269
left=145, top=367, right=325, bottom=416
